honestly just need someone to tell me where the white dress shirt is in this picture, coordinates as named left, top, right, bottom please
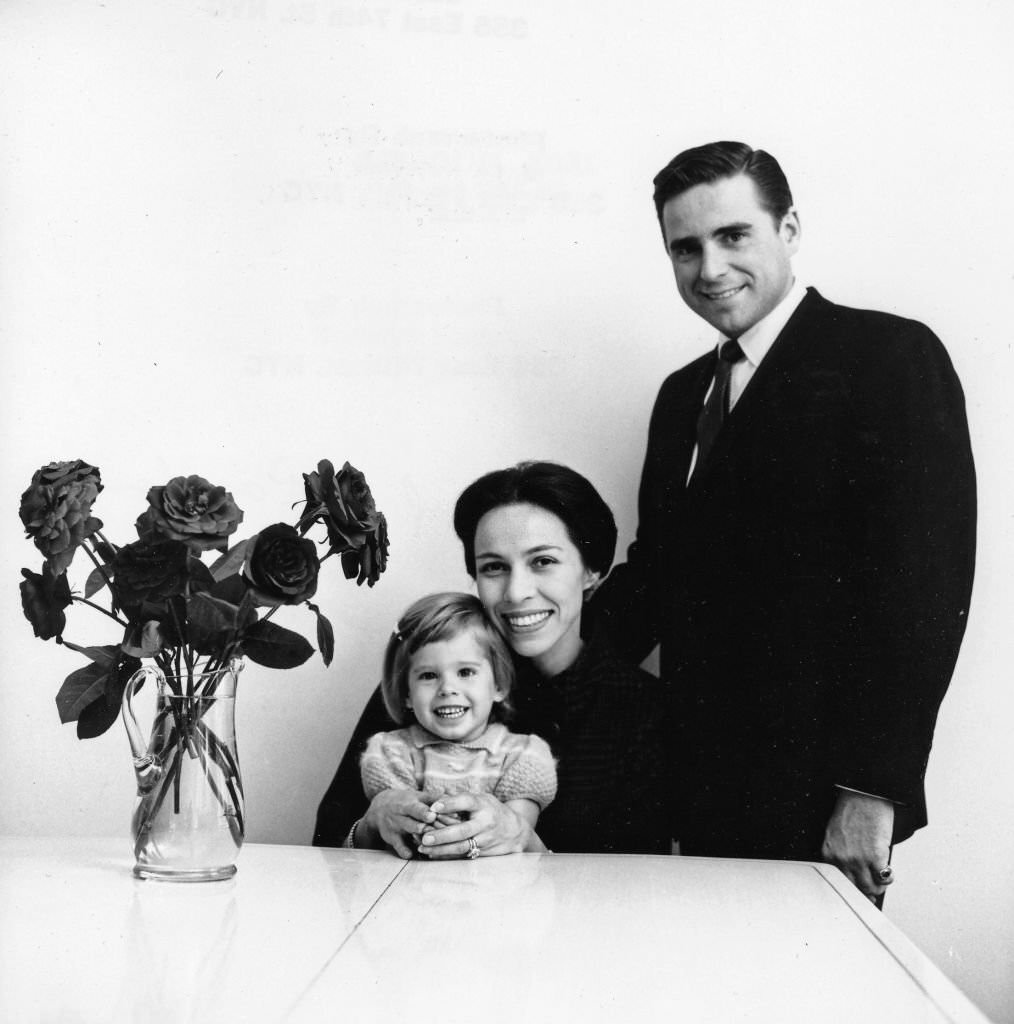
left=724, top=276, right=808, bottom=411
left=688, top=278, right=808, bottom=480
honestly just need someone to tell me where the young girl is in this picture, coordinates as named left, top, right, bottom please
left=353, top=592, right=557, bottom=856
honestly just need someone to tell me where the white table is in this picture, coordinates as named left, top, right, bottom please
left=0, top=837, right=991, bottom=1023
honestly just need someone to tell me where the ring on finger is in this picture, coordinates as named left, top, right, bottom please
left=878, top=866, right=894, bottom=882
left=466, top=837, right=480, bottom=860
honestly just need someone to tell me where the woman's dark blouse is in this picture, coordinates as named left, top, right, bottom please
left=312, top=639, right=673, bottom=854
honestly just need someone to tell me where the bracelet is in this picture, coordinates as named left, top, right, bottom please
left=343, top=819, right=361, bottom=849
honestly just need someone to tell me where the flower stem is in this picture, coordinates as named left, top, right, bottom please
left=167, top=604, right=195, bottom=692
left=82, top=539, right=114, bottom=581
left=156, top=653, right=181, bottom=696
left=92, top=529, right=117, bottom=552
left=72, top=596, right=128, bottom=626
left=80, top=538, right=123, bottom=614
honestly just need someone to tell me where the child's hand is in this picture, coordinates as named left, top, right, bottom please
left=364, top=789, right=440, bottom=858
left=413, top=803, right=462, bottom=843
left=418, top=794, right=533, bottom=859
left=432, top=808, right=465, bottom=828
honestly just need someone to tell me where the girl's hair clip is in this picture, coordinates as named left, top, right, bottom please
left=392, top=625, right=404, bottom=643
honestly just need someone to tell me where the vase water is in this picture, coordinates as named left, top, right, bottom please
left=121, top=660, right=244, bottom=881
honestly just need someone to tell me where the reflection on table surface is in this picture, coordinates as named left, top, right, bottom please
left=0, top=837, right=991, bottom=1024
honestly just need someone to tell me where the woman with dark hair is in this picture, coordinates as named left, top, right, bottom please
left=313, top=461, right=672, bottom=857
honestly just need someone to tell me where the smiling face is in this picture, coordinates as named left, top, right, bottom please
left=473, top=502, right=599, bottom=678
left=662, top=172, right=800, bottom=338
left=406, top=628, right=503, bottom=743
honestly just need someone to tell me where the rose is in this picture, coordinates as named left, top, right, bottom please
left=341, top=510, right=389, bottom=587
left=298, top=460, right=389, bottom=586
left=19, top=460, right=103, bottom=574
left=20, top=567, right=73, bottom=640
left=113, top=539, right=191, bottom=608
left=243, top=523, right=320, bottom=606
left=136, top=474, right=244, bottom=553
left=299, top=460, right=385, bottom=558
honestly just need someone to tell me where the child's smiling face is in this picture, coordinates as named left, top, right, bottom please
left=406, top=629, right=503, bottom=743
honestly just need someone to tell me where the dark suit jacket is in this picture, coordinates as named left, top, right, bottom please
left=592, top=287, right=976, bottom=859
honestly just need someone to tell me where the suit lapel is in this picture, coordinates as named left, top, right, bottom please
left=688, top=288, right=831, bottom=486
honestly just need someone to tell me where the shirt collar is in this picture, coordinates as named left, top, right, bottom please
left=408, top=721, right=507, bottom=753
left=720, top=278, right=807, bottom=367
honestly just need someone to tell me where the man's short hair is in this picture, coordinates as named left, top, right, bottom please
left=652, top=141, right=794, bottom=237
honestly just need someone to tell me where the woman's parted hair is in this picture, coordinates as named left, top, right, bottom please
left=453, top=461, right=617, bottom=580
left=381, top=591, right=515, bottom=726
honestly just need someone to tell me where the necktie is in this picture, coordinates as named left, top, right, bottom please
left=693, top=338, right=746, bottom=477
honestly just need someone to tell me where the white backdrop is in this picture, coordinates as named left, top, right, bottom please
left=1, top=1, right=1011, bottom=1020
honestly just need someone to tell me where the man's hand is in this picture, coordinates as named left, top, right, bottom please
left=417, top=792, right=544, bottom=859
left=359, top=789, right=440, bottom=859
left=821, top=790, right=895, bottom=901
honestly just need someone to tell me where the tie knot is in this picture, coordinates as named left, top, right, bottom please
left=720, top=338, right=746, bottom=364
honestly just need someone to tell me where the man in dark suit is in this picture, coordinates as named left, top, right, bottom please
left=592, top=141, right=976, bottom=902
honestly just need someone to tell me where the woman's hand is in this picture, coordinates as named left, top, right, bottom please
left=358, top=789, right=440, bottom=859
left=417, top=793, right=545, bottom=859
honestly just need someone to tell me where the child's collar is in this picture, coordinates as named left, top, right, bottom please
left=407, top=721, right=508, bottom=754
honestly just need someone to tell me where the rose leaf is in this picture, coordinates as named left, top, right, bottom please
left=76, top=685, right=122, bottom=738
left=55, top=663, right=109, bottom=725
left=186, top=592, right=240, bottom=654
left=186, top=556, right=217, bottom=593
left=209, top=539, right=250, bottom=582
left=55, top=641, right=119, bottom=668
left=242, top=619, right=314, bottom=670
left=209, top=573, right=249, bottom=606
left=84, top=564, right=113, bottom=599
left=307, top=602, right=335, bottom=667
